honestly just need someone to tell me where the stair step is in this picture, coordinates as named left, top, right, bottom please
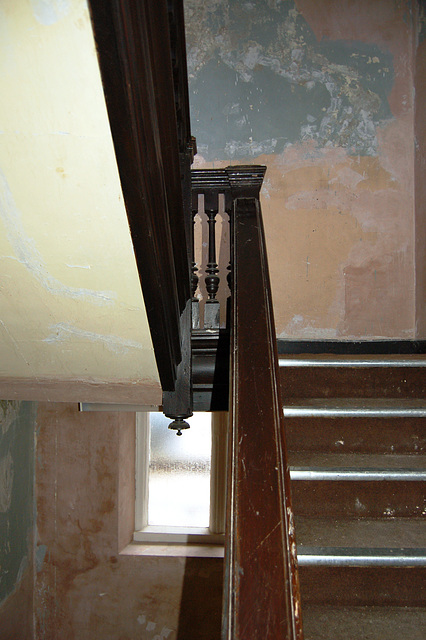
left=302, top=605, right=426, bottom=640
left=299, top=565, right=426, bottom=606
left=285, top=415, right=425, bottom=455
left=279, top=361, right=425, bottom=399
left=284, top=398, right=426, bottom=417
left=289, top=452, right=426, bottom=468
left=289, top=456, right=425, bottom=517
left=294, top=516, right=425, bottom=548
left=292, top=487, right=424, bottom=518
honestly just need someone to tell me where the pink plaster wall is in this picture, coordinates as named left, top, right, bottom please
left=34, top=403, right=222, bottom=640
left=0, top=568, right=34, bottom=640
left=284, top=1, right=417, bottom=340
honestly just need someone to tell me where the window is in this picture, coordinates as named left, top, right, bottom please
left=134, top=411, right=227, bottom=545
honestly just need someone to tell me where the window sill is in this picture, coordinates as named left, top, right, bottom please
left=122, top=542, right=224, bottom=558
left=129, top=526, right=224, bottom=557
left=134, top=525, right=223, bottom=543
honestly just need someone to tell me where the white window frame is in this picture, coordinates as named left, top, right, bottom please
left=134, top=411, right=227, bottom=545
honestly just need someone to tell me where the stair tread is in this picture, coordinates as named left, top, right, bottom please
left=279, top=355, right=426, bottom=366
left=284, top=398, right=426, bottom=417
left=289, top=452, right=426, bottom=470
left=295, top=517, right=426, bottom=549
left=302, top=605, right=426, bottom=640
left=298, top=548, right=426, bottom=566
left=285, top=398, right=426, bottom=408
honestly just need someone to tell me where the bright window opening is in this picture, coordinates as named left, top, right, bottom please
left=134, top=411, right=227, bottom=545
left=148, top=412, right=212, bottom=527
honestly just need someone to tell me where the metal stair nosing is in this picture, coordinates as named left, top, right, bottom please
left=297, top=547, right=426, bottom=567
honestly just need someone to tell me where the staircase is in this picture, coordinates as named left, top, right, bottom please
left=280, top=353, right=426, bottom=639
left=190, top=166, right=425, bottom=637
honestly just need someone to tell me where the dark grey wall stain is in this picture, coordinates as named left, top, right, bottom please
left=0, top=401, right=36, bottom=604
left=185, top=0, right=394, bottom=160
left=419, top=0, right=426, bottom=43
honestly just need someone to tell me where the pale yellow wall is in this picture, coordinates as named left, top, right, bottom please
left=0, top=0, right=161, bottom=397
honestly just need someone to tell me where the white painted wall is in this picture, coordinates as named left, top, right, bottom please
left=0, top=0, right=160, bottom=398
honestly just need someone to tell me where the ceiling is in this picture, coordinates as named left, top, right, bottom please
left=0, top=0, right=161, bottom=404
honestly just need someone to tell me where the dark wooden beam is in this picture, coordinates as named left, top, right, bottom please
left=88, top=0, right=192, bottom=393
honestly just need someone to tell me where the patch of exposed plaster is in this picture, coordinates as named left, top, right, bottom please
left=30, top=0, right=71, bottom=26
left=16, top=555, right=28, bottom=584
left=186, top=0, right=393, bottom=160
left=44, top=322, right=144, bottom=354
left=0, top=400, right=20, bottom=435
left=0, top=451, right=14, bottom=512
left=280, top=315, right=338, bottom=339
left=137, top=614, right=173, bottom=638
left=0, top=168, right=116, bottom=306
left=36, top=544, right=48, bottom=572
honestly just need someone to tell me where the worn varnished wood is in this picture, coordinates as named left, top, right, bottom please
left=277, top=340, right=426, bottom=355
left=88, top=0, right=191, bottom=394
left=192, top=329, right=230, bottom=411
left=223, top=192, right=303, bottom=639
left=280, top=365, right=426, bottom=399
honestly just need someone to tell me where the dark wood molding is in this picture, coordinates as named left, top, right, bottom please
left=277, top=340, right=426, bottom=355
left=88, top=0, right=191, bottom=393
left=223, top=190, right=303, bottom=638
left=192, top=330, right=230, bottom=411
left=280, top=365, right=426, bottom=400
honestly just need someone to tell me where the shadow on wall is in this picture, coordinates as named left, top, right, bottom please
left=177, top=557, right=223, bottom=640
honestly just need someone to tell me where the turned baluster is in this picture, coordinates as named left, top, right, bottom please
left=204, top=206, right=220, bottom=329
left=191, top=202, right=200, bottom=329
left=225, top=204, right=232, bottom=328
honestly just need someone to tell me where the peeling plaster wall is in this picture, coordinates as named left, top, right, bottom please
left=0, top=0, right=161, bottom=398
left=186, top=0, right=422, bottom=339
left=34, top=403, right=223, bottom=640
left=0, top=400, right=37, bottom=638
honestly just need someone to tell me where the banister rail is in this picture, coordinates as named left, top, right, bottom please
left=223, top=176, right=303, bottom=639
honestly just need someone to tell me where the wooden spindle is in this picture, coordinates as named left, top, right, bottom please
left=204, top=206, right=220, bottom=328
left=191, top=205, right=200, bottom=329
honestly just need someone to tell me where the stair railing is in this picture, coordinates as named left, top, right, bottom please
left=91, top=2, right=302, bottom=631
left=192, top=167, right=304, bottom=639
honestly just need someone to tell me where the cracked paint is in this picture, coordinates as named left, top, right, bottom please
left=186, top=0, right=393, bottom=161
left=0, top=0, right=160, bottom=390
left=0, top=168, right=116, bottom=306
left=44, top=322, right=144, bottom=355
left=187, top=0, right=420, bottom=338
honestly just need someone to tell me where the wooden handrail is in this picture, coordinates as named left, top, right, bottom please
left=223, top=189, right=303, bottom=638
